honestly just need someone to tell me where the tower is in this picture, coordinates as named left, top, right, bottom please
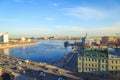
left=82, top=33, right=90, bottom=48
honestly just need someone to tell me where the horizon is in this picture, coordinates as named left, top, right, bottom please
left=0, top=0, right=120, bottom=37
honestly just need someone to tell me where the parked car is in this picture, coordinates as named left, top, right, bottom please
left=38, top=70, right=46, bottom=77
left=38, top=70, right=46, bottom=80
left=58, top=75, right=67, bottom=80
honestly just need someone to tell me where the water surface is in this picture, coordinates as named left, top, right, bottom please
left=0, top=40, right=73, bottom=63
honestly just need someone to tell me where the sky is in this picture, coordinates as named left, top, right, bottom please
left=0, top=0, right=120, bottom=37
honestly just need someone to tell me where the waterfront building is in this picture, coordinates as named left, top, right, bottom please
left=0, top=68, right=2, bottom=76
left=78, top=49, right=108, bottom=73
left=26, top=39, right=31, bottom=42
left=90, top=37, right=102, bottom=41
left=0, top=32, right=9, bottom=43
left=78, top=48, right=120, bottom=80
left=21, top=37, right=26, bottom=41
left=108, top=48, right=120, bottom=71
left=102, top=36, right=118, bottom=44
left=82, top=33, right=91, bottom=48
left=44, top=37, right=48, bottom=40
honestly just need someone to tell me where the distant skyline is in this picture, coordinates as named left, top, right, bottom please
left=0, top=0, right=120, bottom=37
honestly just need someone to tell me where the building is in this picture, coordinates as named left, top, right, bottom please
left=0, top=32, right=9, bottom=43
left=82, top=33, right=91, bottom=48
left=102, top=36, right=118, bottom=44
left=108, top=48, right=120, bottom=71
left=78, top=49, right=108, bottom=73
left=78, top=48, right=120, bottom=80
left=21, top=37, right=26, bottom=41
left=0, top=68, right=2, bottom=76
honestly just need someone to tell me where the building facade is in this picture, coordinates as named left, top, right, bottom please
left=0, top=68, right=2, bottom=76
left=78, top=48, right=120, bottom=80
left=82, top=33, right=92, bottom=48
left=78, top=49, right=108, bottom=73
left=102, top=36, right=118, bottom=44
left=0, top=32, right=9, bottom=43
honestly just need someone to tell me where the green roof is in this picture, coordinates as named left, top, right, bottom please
left=78, top=49, right=108, bottom=58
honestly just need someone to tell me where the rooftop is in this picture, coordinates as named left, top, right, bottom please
left=108, top=48, right=120, bottom=57
left=78, top=49, right=108, bottom=58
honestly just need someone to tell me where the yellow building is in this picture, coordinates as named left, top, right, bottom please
left=108, top=48, right=120, bottom=71
left=78, top=49, right=120, bottom=72
left=102, top=36, right=118, bottom=44
left=78, top=49, right=108, bottom=73
left=0, top=67, right=2, bottom=76
left=78, top=48, right=120, bottom=80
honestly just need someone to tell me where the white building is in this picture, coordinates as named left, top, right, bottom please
left=21, top=37, right=26, bottom=41
left=82, top=33, right=92, bottom=47
left=0, top=32, right=9, bottom=43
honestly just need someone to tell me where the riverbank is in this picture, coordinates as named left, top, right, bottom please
left=0, top=42, right=38, bottom=49
left=52, top=50, right=76, bottom=68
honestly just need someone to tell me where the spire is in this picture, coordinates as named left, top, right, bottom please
left=85, top=33, right=87, bottom=38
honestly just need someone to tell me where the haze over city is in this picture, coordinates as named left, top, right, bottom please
left=0, top=0, right=120, bottom=37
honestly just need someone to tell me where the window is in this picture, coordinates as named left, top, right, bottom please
left=102, top=59, right=105, bottom=63
left=95, top=59, right=97, bottom=62
left=102, top=65, right=104, bottom=68
left=89, top=58, right=90, bottom=61
left=112, top=66, right=114, bottom=69
left=116, top=60, right=118, bottom=64
left=92, top=64, right=94, bottom=67
left=95, top=65, right=97, bottom=67
left=112, top=60, right=114, bottom=64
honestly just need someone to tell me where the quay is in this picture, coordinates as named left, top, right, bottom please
left=0, top=42, right=38, bottom=49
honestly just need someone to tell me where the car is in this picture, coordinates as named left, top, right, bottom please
left=25, top=68, right=32, bottom=72
left=38, top=71, right=46, bottom=77
left=16, top=66, right=22, bottom=70
left=38, top=71, right=46, bottom=80
left=24, top=60, right=29, bottom=63
left=17, top=61, right=22, bottom=64
left=58, top=75, right=67, bottom=80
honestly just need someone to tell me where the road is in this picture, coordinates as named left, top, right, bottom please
left=0, top=53, right=81, bottom=80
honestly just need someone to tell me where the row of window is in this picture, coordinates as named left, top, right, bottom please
left=78, top=66, right=120, bottom=72
left=79, top=64, right=107, bottom=69
left=85, top=63, right=98, bottom=67
left=110, top=66, right=120, bottom=70
left=79, top=58, right=107, bottom=62
left=111, top=60, right=120, bottom=64
left=79, top=58, right=120, bottom=64
left=78, top=67, right=98, bottom=71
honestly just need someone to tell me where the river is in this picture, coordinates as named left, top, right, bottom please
left=0, top=40, right=75, bottom=63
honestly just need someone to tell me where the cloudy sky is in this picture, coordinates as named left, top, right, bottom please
left=0, top=0, right=120, bottom=37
